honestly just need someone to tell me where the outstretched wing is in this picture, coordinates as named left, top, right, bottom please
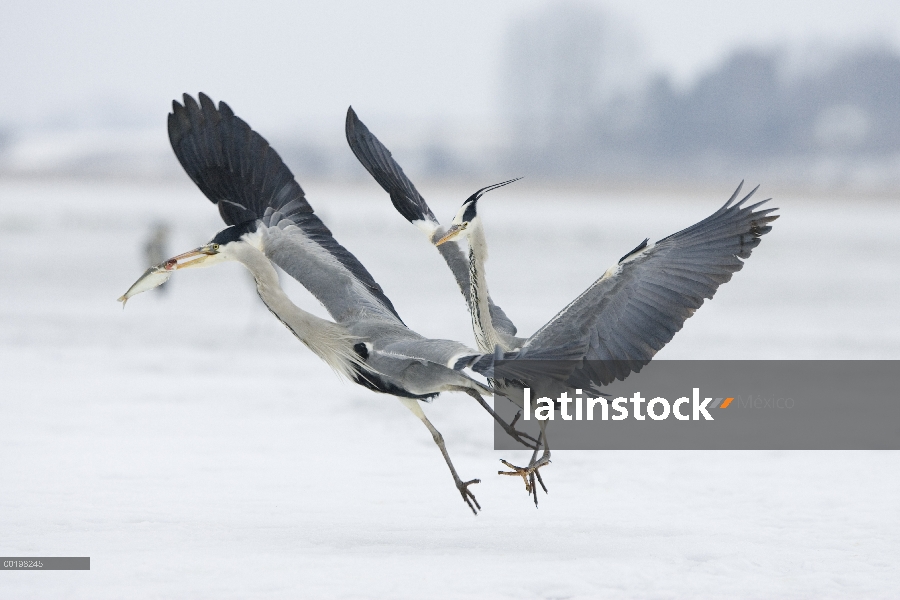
left=344, top=106, right=438, bottom=227
left=521, top=183, right=779, bottom=385
left=168, top=93, right=403, bottom=325
left=345, top=106, right=521, bottom=342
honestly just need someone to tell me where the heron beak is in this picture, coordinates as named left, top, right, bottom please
left=166, top=245, right=219, bottom=270
left=435, top=223, right=467, bottom=246
left=116, top=244, right=220, bottom=306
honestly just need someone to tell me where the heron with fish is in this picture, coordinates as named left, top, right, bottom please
left=120, top=93, right=546, bottom=514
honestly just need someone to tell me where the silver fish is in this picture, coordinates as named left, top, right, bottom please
left=117, top=262, right=175, bottom=307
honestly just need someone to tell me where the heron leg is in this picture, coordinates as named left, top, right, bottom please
left=498, top=421, right=551, bottom=507
left=456, top=387, right=539, bottom=450
left=399, top=397, right=481, bottom=515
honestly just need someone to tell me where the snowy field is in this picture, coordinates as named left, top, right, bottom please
left=1, top=178, right=898, bottom=598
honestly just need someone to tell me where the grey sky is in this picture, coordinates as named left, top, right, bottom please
left=2, top=0, right=898, bottom=131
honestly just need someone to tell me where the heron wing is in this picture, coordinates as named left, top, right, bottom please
left=520, top=183, right=779, bottom=385
left=344, top=106, right=521, bottom=342
left=168, top=93, right=403, bottom=325
left=345, top=106, right=438, bottom=226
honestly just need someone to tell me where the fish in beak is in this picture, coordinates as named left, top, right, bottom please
left=117, top=244, right=219, bottom=307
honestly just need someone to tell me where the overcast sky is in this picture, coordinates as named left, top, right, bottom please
left=2, top=0, right=899, bottom=132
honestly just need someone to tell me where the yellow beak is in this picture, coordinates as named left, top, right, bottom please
left=435, top=223, right=467, bottom=246
left=166, top=245, right=218, bottom=269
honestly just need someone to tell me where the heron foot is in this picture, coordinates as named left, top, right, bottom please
left=498, top=455, right=550, bottom=507
left=456, top=477, right=481, bottom=515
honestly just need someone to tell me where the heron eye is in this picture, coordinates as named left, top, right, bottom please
left=212, top=244, right=220, bottom=251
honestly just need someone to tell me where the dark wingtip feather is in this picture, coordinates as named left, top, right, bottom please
left=619, top=238, right=649, bottom=264
left=344, top=106, right=437, bottom=225
left=345, top=105, right=367, bottom=147
left=198, top=92, right=216, bottom=113
left=745, top=197, right=777, bottom=214
left=722, top=180, right=744, bottom=208
left=734, top=184, right=760, bottom=209
left=218, top=99, right=234, bottom=119
left=183, top=93, right=200, bottom=115
left=169, top=97, right=188, bottom=131
left=346, top=105, right=359, bottom=128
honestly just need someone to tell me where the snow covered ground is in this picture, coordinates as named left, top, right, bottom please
left=1, top=178, right=898, bottom=598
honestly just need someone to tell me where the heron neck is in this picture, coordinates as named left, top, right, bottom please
left=230, top=244, right=359, bottom=379
left=466, top=219, right=503, bottom=353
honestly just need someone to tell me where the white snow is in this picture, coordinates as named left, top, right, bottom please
left=1, top=179, right=898, bottom=598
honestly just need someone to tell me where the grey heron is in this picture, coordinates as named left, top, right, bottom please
left=121, top=93, right=526, bottom=514
left=345, top=107, right=779, bottom=503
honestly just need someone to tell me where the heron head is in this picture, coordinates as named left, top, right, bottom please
left=435, top=178, right=521, bottom=246
left=434, top=200, right=475, bottom=246
left=168, top=222, right=262, bottom=269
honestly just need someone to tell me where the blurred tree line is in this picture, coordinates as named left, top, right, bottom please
left=504, top=4, right=900, bottom=183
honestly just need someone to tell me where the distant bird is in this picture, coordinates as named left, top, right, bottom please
left=346, top=106, right=779, bottom=502
left=143, top=222, right=171, bottom=294
left=121, top=93, right=531, bottom=514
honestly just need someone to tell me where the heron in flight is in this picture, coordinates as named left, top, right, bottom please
left=346, top=107, right=779, bottom=502
left=120, top=93, right=533, bottom=514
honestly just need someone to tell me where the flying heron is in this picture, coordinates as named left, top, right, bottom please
left=345, top=107, right=779, bottom=502
left=120, top=93, right=534, bottom=514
